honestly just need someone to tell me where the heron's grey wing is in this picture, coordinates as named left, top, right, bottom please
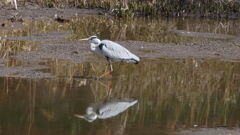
left=101, top=40, right=140, bottom=62
left=96, top=98, right=138, bottom=119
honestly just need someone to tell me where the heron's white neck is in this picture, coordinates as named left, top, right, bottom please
left=90, top=42, right=101, bottom=52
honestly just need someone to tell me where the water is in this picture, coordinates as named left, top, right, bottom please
left=0, top=16, right=240, bottom=135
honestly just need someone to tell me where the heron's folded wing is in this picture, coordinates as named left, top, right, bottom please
left=101, top=40, right=138, bottom=60
left=97, top=101, right=137, bottom=119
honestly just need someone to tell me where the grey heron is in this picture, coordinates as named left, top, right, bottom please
left=75, top=98, right=138, bottom=122
left=80, top=36, right=140, bottom=78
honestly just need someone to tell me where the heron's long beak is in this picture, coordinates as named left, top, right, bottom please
left=79, top=38, right=89, bottom=41
left=74, top=114, right=85, bottom=119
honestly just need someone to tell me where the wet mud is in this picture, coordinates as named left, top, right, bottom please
left=14, top=40, right=91, bottom=63
left=0, top=65, right=53, bottom=78
left=0, top=2, right=101, bottom=21
left=13, top=37, right=240, bottom=65
left=5, top=24, right=238, bottom=65
left=174, top=30, right=236, bottom=39
left=7, top=31, right=71, bottom=42
left=119, top=40, right=240, bottom=61
left=176, top=128, right=240, bottom=135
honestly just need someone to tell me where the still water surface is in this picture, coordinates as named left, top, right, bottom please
left=0, top=16, right=240, bottom=135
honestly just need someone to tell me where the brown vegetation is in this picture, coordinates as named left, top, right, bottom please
left=14, top=0, right=240, bottom=18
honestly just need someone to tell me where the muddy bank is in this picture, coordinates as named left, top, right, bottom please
left=122, top=40, right=240, bottom=62
left=14, top=40, right=92, bottom=63
left=0, top=2, right=101, bottom=21
left=0, top=28, right=238, bottom=79
left=13, top=38, right=240, bottom=64
left=0, top=65, right=54, bottom=79
left=173, top=30, right=236, bottom=39
left=176, top=128, right=240, bottom=135
left=7, top=31, right=71, bottom=42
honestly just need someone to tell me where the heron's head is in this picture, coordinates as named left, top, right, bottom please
left=79, top=35, right=101, bottom=45
left=74, top=107, right=98, bottom=122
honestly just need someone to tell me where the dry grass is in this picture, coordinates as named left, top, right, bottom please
left=14, top=0, right=239, bottom=17
left=1, top=0, right=240, bottom=17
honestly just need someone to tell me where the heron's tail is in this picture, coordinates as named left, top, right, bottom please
left=110, top=98, right=138, bottom=106
left=133, top=56, right=140, bottom=64
left=129, top=53, right=140, bottom=64
left=134, top=60, right=139, bottom=64
left=126, top=58, right=139, bottom=64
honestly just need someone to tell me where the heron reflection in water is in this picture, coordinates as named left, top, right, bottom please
left=75, top=98, right=138, bottom=122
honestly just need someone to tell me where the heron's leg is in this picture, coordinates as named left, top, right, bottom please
left=97, top=60, right=113, bottom=79
left=14, top=0, right=17, bottom=10
left=11, top=0, right=17, bottom=10
left=109, top=61, right=113, bottom=72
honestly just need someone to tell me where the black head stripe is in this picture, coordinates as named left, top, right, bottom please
left=89, top=36, right=98, bottom=40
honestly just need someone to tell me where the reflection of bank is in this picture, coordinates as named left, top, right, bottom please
left=75, top=98, right=138, bottom=122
